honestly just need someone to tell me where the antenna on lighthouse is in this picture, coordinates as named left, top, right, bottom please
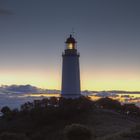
left=71, top=28, right=78, bottom=42
left=71, top=28, right=75, bottom=37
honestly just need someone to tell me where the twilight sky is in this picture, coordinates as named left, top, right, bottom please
left=0, top=0, right=140, bottom=91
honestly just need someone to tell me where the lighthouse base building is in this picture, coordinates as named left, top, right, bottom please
left=61, top=35, right=81, bottom=98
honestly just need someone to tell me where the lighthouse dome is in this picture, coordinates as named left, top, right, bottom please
left=65, top=34, right=77, bottom=44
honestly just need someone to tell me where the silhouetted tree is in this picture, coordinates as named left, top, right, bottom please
left=49, top=97, right=59, bottom=106
left=1, top=106, right=13, bottom=120
left=21, top=102, right=33, bottom=112
left=40, top=98, right=48, bottom=108
left=1, top=106, right=11, bottom=114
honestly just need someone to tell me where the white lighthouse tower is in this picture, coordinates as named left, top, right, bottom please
left=61, top=34, right=81, bottom=98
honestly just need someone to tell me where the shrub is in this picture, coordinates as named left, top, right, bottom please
left=1, top=106, right=11, bottom=115
left=64, top=124, right=93, bottom=140
left=59, top=96, right=94, bottom=111
left=96, top=97, right=122, bottom=111
left=122, top=103, right=140, bottom=116
left=1, top=106, right=13, bottom=120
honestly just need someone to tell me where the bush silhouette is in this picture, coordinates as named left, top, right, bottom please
left=122, top=103, right=140, bottom=116
left=96, top=97, right=122, bottom=110
left=1, top=106, right=11, bottom=115
left=1, top=106, right=13, bottom=120
left=64, top=124, right=93, bottom=140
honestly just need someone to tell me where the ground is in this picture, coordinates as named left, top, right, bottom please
left=86, top=109, right=140, bottom=140
left=0, top=103, right=140, bottom=140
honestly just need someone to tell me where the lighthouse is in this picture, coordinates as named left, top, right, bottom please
left=61, top=35, right=81, bottom=98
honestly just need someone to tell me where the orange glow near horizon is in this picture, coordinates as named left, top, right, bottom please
left=0, top=68, right=140, bottom=91
left=81, top=66, right=140, bottom=91
left=0, top=69, right=60, bottom=90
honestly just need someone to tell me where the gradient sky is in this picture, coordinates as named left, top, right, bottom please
left=0, top=0, right=140, bottom=91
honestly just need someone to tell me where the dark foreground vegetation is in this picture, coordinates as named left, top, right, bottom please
left=0, top=97, right=140, bottom=140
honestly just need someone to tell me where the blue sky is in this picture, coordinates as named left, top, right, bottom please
left=0, top=0, right=140, bottom=91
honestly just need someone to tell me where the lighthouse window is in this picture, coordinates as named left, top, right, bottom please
left=68, top=43, right=73, bottom=49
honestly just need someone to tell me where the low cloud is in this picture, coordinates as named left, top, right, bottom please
left=0, top=9, right=13, bottom=15
left=1, top=85, right=39, bottom=93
